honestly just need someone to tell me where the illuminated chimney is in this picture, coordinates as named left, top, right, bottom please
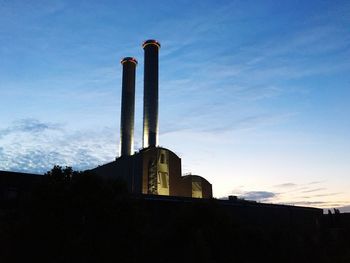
left=119, top=57, right=137, bottom=156
left=142, top=39, right=161, bottom=148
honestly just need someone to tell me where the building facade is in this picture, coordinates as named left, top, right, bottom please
left=91, top=147, right=212, bottom=198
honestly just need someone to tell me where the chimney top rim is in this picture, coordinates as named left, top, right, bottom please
left=142, top=39, right=161, bottom=49
left=121, top=57, right=138, bottom=65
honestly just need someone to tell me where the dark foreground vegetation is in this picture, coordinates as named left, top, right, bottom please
left=0, top=166, right=349, bottom=263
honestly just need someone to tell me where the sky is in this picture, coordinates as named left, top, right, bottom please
left=0, top=0, right=349, bottom=211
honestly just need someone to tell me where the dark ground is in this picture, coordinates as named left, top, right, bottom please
left=0, top=166, right=349, bottom=263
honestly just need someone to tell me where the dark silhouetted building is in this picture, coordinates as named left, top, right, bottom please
left=0, top=171, right=43, bottom=204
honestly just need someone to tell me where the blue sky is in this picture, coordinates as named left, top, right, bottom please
left=0, top=0, right=349, bottom=210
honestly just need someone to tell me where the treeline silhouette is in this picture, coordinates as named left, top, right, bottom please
left=0, top=166, right=349, bottom=263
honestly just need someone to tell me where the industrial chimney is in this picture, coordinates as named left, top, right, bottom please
left=142, top=39, right=161, bottom=148
left=119, top=57, right=137, bottom=156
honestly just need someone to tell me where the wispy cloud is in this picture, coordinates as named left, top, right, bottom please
left=308, top=181, right=324, bottom=185
left=301, top=188, right=327, bottom=193
left=312, top=192, right=342, bottom=198
left=160, top=112, right=295, bottom=136
left=228, top=184, right=348, bottom=208
left=0, top=118, right=61, bottom=138
left=7, top=118, right=59, bottom=131
left=274, top=183, right=298, bottom=188
left=238, top=191, right=278, bottom=202
left=229, top=180, right=348, bottom=209
left=0, top=118, right=117, bottom=174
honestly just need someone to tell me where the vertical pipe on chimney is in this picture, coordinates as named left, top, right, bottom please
left=142, top=39, right=161, bottom=148
left=119, top=57, right=137, bottom=156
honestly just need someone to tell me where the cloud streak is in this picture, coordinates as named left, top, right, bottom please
left=239, top=191, right=278, bottom=202
left=274, top=183, right=298, bottom=188
left=301, top=188, right=327, bottom=193
left=0, top=118, right=61, bottom=138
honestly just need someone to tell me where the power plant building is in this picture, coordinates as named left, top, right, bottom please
left=91, top=40, right=212, bottom=198
left=0, top=39, right=325, bottom=238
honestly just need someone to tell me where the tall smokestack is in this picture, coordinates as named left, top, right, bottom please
left=119, top=57, right=137, bottom=156
left=142, top=39, right=161, bottom=148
